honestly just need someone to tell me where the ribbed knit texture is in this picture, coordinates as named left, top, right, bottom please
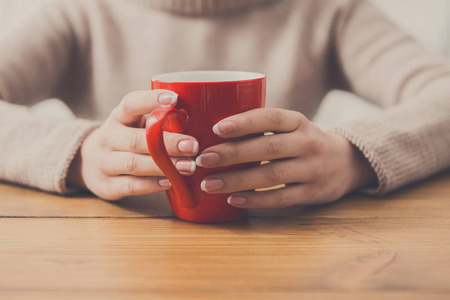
left=141, top=0, right=275, bottom=15
left=0, top=0, right=449, bottom=195
left=0, top=102, right=99, bottom=193
left=330, top=95, right=450, bottom=194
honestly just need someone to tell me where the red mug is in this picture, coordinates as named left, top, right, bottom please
left=146, top=70, right=266, bottom=223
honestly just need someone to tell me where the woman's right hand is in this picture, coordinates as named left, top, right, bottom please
left=67, top=90, right=198, bottom=200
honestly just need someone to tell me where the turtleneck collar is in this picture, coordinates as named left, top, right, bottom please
left=135, top=0, right=276, bottom=15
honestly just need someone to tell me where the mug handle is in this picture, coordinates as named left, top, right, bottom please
left=146, top=107, right=197, bottom=208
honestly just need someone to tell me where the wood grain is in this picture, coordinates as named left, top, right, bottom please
left=1, top=218, right=449, bottom=295
left=1, top=292, right=449, bottom=300
left=1, top=171, right=449, bottom=219
left=0, top=171, right=449, bottom=299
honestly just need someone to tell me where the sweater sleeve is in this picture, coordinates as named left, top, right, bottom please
left=0, top=1, right=99, bottom=194
left=0, top=102, right=99, bottom=194
left=329, top=0, right=450, bottom=195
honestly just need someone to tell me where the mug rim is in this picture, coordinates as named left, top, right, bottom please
left=152, top=70, right=265, bottom=84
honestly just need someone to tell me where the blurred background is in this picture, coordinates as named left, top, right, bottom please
left=1, top=0, right=450, bottom=126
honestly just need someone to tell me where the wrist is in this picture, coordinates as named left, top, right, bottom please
left=331, top=133, right=377, bottom=192
left=66, top=148, right=87, bottom=190
left=349, top=144, right=377, bottom=191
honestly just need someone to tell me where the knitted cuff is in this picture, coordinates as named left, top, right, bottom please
left=329, top=97, right=450, bottom=196
left=0, top=103, right=100, bottom=194
left=53, top=119, right=100, bottom=194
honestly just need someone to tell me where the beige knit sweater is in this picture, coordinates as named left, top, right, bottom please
left=0, top=0, right=449, bottom=195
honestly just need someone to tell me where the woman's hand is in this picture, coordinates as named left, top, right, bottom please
left=67, top=90, right=199, bottom=200
left=196, top=108, right=377, bottom=209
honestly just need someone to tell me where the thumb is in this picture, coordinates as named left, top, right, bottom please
left=113, top=90, right=178, bottom=126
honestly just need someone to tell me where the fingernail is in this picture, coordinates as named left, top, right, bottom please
left=176, top=160, right=196, bottom=173
left=213, top=121, right=235, bottom=136
left=158, top=178, right=171, bottom=187
left=178, top=140, right=199, bottom=154
left=158, top=92, right=178, bottom=106
left=227, top=195, right=247, bottom=206
left=200, top=178, right=224, bottom=192
left=196, top=152, right=220, bottom=167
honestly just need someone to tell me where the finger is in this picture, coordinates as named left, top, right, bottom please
left=113, top=90, right=178, bottom=125
left=212, top=108, right=307, bottom=138
left=200, top=158, right=312, bottom=194
left=102, top=152, right=196, bottom=176
left=108, top=125, right=199, bottom=156
left=225, top=184, right=314, bottom=209
left=197, top=132, right=306, bottom=168
left=104, top=176, right=171, bottom=200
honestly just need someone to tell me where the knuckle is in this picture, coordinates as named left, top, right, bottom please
left=264, top=163, right=285, bottom=185
left=305, top=185, right=323, bottom=204
left=128, top=131, right=141, bottom=152
left=97, top=178, right=124, bottom=201
left=111, top=106, right=121, bottom=120
left=123, top=179, right=135, bottom=196
left=303, top=182, right=332, bottom=205
left=120, top=93, right=135, bottom=114
left=222, top=142, right=240, bottom=163
left=103, top=191, right=122, bottom=201
left=98, top=155, right=110, bottom=173
left=265, top=135, right=286, bottom=156
left=144, top=178, right=157, bottom=192
left=308, top=136, right=322, bottom=155
left=125, top=154, right=137, bottom=173
left=226, top=173, right=244, bottom=191
left=294, top=112, right=308, bottom=131
left=238, top=114, right=253, bottom=130
left=267, top=109, right=283, bottom=127
left=163, top=132, right=180, bottom=154
left=227, top=175, right=244, bottom=191
left=275, top=192, right=291, bottom=208
left=99, top=133, right=110, bottom=149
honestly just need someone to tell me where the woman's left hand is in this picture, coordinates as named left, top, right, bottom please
left=196, top=108, right=377, bottom=209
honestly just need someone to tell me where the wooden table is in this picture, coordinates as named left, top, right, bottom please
left=1, top=172, right=449, bottom=299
